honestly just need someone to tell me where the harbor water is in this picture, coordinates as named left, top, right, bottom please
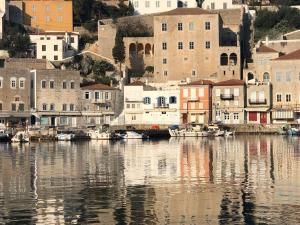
left=0, top=136, right=299, bottom=224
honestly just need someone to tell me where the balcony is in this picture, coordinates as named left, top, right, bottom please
left=248, top=98, right=267, bottom=105
left=154, top=103, right=169, bottom=109
left=220, top=94, right=234, bottom=100
left=188, top=97, right=199, bottom=102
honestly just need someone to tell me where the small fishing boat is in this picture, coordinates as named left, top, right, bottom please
left=87, top=130, right=112, bottom=140
left=168, top=128, right=208, bottom=137
left=56, top=133, right=75, bottom=141
left=11, top=131, right=30, bottom=143
left=0, top=130, right=10, bottom=142
left=119, top=131, right=147, bottom=139
left=207, top=125, right=225, bottom=137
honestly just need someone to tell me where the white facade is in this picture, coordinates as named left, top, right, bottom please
left=130, top=0, right=198, bottom=15
left=202, top=0, right=243, bottom=10
left=0, top=0, right=8, bottom=40
left=124, top=83, right=180, bottom=126
left=30, top=32, right=79, bottom=61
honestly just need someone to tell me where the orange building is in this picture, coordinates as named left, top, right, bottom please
left=22, top=0, right=73, bottom=32
left=180, top=80, right=214, bottom=125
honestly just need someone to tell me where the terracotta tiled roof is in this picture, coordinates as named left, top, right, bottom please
left=188, top=79, right=215, bottom=86
left=81, top=83, right=116, bottom=90
left=256, top=45, right=277, bottom=53
left=158, top=8, right=215, bottom=16
left=127, top=80, right=145, bottom=86
left=273, top=49, right=300, bottom=61
left=214, top=79, right=245, bottom=86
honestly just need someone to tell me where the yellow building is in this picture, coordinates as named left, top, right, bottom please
left=23, top=0, right=73, bottom=32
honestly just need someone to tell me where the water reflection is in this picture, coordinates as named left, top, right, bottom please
left=0, top=136, right=299, bottom=224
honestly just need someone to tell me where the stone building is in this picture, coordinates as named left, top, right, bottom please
left=180, top=79, right=214, bottom=125
left=31, top=69, right=81, bottom=127
left=202, top=0, right=245, bottom=10
left=4, top=58, right=55, bottom=70
left=212, top=79, right=245, bottom=124
left=79, top=83, right=122, bottom=126
left=0, top=68, right=32, bottom=127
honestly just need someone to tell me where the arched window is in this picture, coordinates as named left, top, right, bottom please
left=247, top=72, right=254, bottom=81
left=62, top=80, right=67, bottom=89
left=220, top=53, right=228, bottom=66
left=144, top=97, right=151, bottom=105
left=129, top=43, right=136, bottom=55
left=70, top=80, right=75, bottom=89
left=19, top=77, right=26, bottom=89
left=41, top=80, right=47, bottom=89
left=145, top=44, right=151, bottom=56
left=137, top=43, right=144, bottom=56
left=229, top=53, right=238, bottom=66
left=263, top=72, right=270, bottom=82
left=10, top=77, right=17, bottom=89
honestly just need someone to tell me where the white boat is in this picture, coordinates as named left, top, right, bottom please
left=56, top=133, right=75, bottom=141
left=207, top=125, right=225, bottom=137
left=11, top=131, right=30, bottom=143
left=120, top=131, right=146, bottom=139
left=168, top=128, right=208, bottom=137
left=224, top=130, right=235, bottom=137
left=0, top=130, right=10, bottom=142
left=87, top=130, right=112, bottom=140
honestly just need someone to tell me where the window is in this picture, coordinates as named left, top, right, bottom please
left=32, top=4, right=36, bottom=12
left=189, top=22, right=194, bottom=31
left=145, top=1, right=150, bottom=8
left=57, top=16, right=63, bottom=23
left=70, top=37, right=75, bottom=43
left=42, top=45, right=46, bottom=51
left=167, top=1, right=171, bottom=7
left=132, top=115, right=136, bottom=121
left=211, top=3, right=215, bottom=9
left=54, top=45, right=58, bottom=51
left=144, top=97, right=151, bottom=104
left=263, top=72, right=270, bottom=82
left=45, top=5, right=50, bottom=12
left=19, top=79, right=25, bottom=89
left=205, top=41, right=211, bottom=49
left=11, top=78, right=16, bottom=89
left=62, top=104, right=67, bottom=111
left=95, top=92, right=100, bottom=100
left=15, top=97, right=20, bottom=102
left=70, top=81, right=75, bottom=89
left=41, top=80, right=46, bottom=88
left=164, top=71, right=168, bottom=76
left=132, top=104, right=135, bottom=109
left=11, top=103, right=16, bottom=112
left=42, top=56, right=46, bottom=59
left=178, top=23, right=183, bottom=31
left=192, top=70, right=196, bottom=76
left=69, top=104, right=74, bottom=111
left=223, top=2, right=227, bottom=9
left=162, top=23, right=167, bottom=31
left=0, top=103, right=2, bottom=111
left=0, top=77, right=2, bottom=88
left=286, top=94, right=291, bottom=102
left=62, top=81, right=67, bottom=89
left=233, top=113, right=239, bottom=120
left=178, top=42, right=183, bottom=50
left=19, top=103, right=24, bottom=112
left=286, top=72, right=291, bottom=82
left=54, top=56, right=58, bottom=61
left=189, top=42, right=194, bottom=49
left=85, top=92, right=90, bottom=99
left=50, top=104, right=55, bottom=111
left=134, top=1, right=139, bottom=8
left=105, top=92, right=109, bottom=100
left=162, top=42, right=167, bottom=50
left=277, top=94, right=282, bottom=102
left=57, top=5, right=63, bottom=11
left=224, top=113, right=230, bottom=120
left=42, top=104, right=47, bottom=111
left=156, top=1, right=160, bottom=7
left=49, top=81, right=54, bottom=89
left=157, top=97, right=166, bottom=106
left=163, top=58, right=167, bottom=64
left=205, top=22, right=211, bottom=30
left=45, top=16, right=50, bottom=22
left=234, top=88, right=239, bottom=97
left=276, top=72, right=282, bottom=81
left=126, top=104, right=130, bottom=109
left=169, top=96, right=177, bottom=104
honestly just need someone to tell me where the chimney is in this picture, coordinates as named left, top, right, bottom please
left=110, top=79, right=113, bottom=87
left=265, top=36, right=269, bottom=46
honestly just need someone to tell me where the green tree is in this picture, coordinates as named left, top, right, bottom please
left=92, top=60, right=115, bottom=76
left=73, top=0, right=95, bottom=23
left=112, top=30, right=126, bottom=72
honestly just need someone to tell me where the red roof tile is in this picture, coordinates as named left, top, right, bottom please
left=188, top=79, right=215, bottom=86
left=127, top=80, right=145, bottom=86
left=256, top=45, right=277, bottom=53
left=273, top=49, right=300, bottom=61
left=214, top=79, right=245, bottom=86
left=81, top=83, right=116, bottom=90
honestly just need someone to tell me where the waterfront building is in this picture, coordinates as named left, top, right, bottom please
left=270, top=49, right=300, bottom=124
left=179, top=80, right=213, bottom=125
left=31, top=69, right=81, bottom=126
left=212, top=79, right=245, bottom=124
left=29, top=31, right=79, bottom=61
left=10, top=0, right=73, bottom=32
left=0, top=68, right=32, bottom=127
left=79, top=83, right=122, bottom=126
left=130, top=0, right=197, bottom=15
left=202, top=0, right=244, bottom=10
left=124, top=81, right=181, bottom=126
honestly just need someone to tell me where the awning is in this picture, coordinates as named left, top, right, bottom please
left=244, top=107, right=270, bottom=112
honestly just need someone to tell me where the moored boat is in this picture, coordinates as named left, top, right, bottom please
left=0, top=130, right=10, bottom=142
left=119, top=131, right=148, bottom=139
left=207, top=125, right=225, bottom=137
left=11, top=131, right=30, bottom=143
left=87, top=130, right=112, bottom=140
left=168, top=124, right=208, bottom=137
left=56, top=133, right=75, bottom=141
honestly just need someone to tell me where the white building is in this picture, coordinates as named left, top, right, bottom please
left=202, top=0, right=244, bottom=10
left=124, top=81, right=180, bottom=126
left=0, top=0, right=9, bottom=40
left=130, top=0, right=198, bottom=15
left=29, top=32, right=79, bottom=61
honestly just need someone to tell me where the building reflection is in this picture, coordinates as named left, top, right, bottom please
left=0, top=136, right=299, bottom=224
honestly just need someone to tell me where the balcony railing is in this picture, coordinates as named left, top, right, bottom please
left=220, top=94, right=234, bottom=100
left=153, top=103, right=169, bottom=109
left=188, top=97, right=199, bottom=102
left=248, top=98, right=267, bottom=105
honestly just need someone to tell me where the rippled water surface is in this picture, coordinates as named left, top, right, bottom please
left=0, top=136, right=300, bottom=224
